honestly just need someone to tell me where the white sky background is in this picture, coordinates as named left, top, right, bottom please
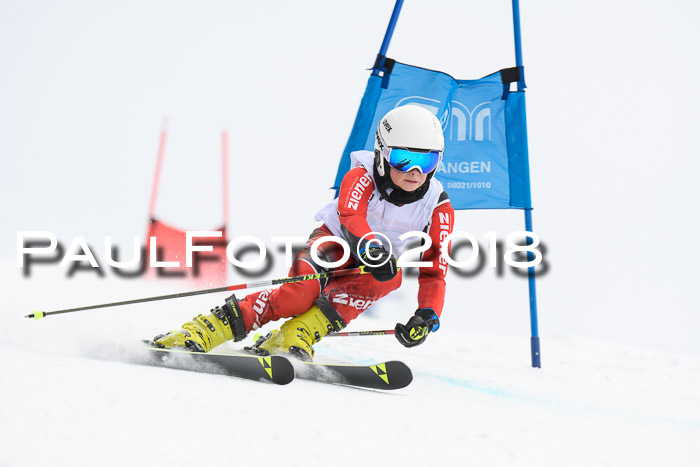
left=1, top=1, right=699, bottom=355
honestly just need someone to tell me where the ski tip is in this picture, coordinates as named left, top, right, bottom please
left=26, top=311, right=45, bottom=321
left=378, top=361, right=413, bottom=389
left=267, top=356, right=296, bottom=385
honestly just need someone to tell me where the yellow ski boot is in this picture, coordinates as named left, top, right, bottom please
left=151, top=294, right=247, bottom=352
left=250, top=297, right=345, bottom=361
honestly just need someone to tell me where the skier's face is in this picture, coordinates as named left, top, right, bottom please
left=389, top=167, right=428, bottom=192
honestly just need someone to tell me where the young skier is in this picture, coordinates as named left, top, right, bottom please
left=150, top=104, right=455, bottom=360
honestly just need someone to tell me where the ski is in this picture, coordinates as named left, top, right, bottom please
left=294, top=360, right=412, bottom=390
left=140, top=344, right=295, bottom=385
left=140, top=343, right=411, bottom=389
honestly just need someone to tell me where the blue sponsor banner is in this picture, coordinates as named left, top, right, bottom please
left=333, top=60, right=531, bottom=210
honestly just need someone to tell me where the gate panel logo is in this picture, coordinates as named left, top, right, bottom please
left=393, top=97, right=492, bottom=142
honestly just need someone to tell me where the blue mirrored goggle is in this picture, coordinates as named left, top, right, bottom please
left=386, top=147, right=442, bottom=174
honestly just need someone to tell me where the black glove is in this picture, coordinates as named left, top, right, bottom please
left=360, top=246, right=398, bottom=282
left=395, top=308, right=439, bottom=348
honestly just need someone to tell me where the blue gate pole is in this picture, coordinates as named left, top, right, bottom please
left=512, top=0, right=541, bottom=368
left=372, top=0, right=404, bottom=76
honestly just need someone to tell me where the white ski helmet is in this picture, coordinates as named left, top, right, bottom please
left=374, top=105, right=444, bottom=177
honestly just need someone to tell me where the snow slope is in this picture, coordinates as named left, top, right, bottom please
left=2, top=270, right=699, bottom=467
left=3, top=326, right=699, bottom=467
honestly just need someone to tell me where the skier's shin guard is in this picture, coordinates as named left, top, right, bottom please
left=153, top=293, right=247, bottom=352
left=257, top=296, right=345, bottom=361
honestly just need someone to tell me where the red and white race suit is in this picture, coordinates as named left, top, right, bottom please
left=237, top=150, right=454, bottom=332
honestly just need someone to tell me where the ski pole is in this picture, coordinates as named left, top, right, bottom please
left=326, top=330, right=395, bottom=337
left=26, top=267, right=368, bottom=321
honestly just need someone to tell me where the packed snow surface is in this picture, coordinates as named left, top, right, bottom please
left=2, top=274, right=698, bottom=467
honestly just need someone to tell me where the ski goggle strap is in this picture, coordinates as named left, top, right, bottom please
left=386, top=147, right=442, bottom=174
